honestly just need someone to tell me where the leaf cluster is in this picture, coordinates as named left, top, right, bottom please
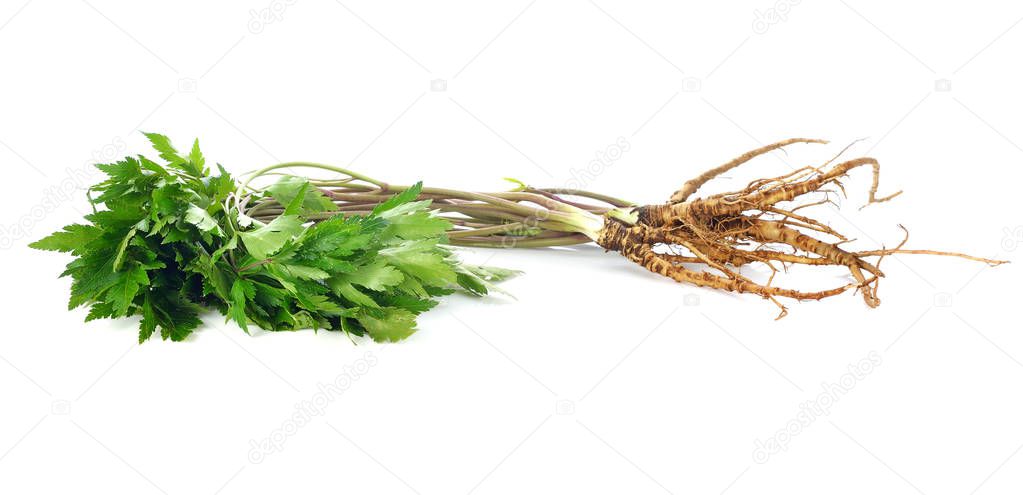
left=32, top=134, right=514, bottom=343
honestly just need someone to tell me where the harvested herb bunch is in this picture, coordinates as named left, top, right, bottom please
left=31, top=134, right=514, bottom=343
left=36, top=135, right=1006, bottom=341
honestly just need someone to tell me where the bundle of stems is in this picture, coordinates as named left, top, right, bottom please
left=240, top=139, right=1006, bottom=318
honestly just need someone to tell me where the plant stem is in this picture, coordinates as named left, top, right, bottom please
left=241, top=162, right=637, bottom=245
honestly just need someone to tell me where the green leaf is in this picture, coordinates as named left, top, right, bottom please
left=229, top=278, right=254, bottom=332
left=383, top=250, right=457, bottom=287
left=329, top=280, right=379, bottom=308
left=267, top=176, right=336, bottom=215
left=138, top=155, right=170, bottom=177
left=356, top=307, right=417, bottom=343
left=385, top=209, right=451, bottom=240
left=295, top=293, right=343, bottom=315
left=188, top=139, right=206, bottom=174
left=238, top=215, right=304, bottom=259
left=184, top=204, right=223, bottom=236
left=298, top=215, right=373, bottom=256
left=152, top=293, right=202, bottom=342
left=68, top=251, right=121, bottom=309
left=211, top=234, right=238, bottom=263
left=273, top=263, right=330, bottom=281
left=105, top=265, right=149, bottom=316
left=96, top=157, right=143, bottom=184
left=29, top=224, right=101, bottom=253
left=143, top=132, right=184, bottom=164
left=456, top=272, right=488, bottom=296
left=503, top=177, right=527, bottom=191
left=85, top=301, right=115, bottom=322
left=464, top=265, right=521, bottom=282
left=87, top=204, right=145, bottom=231
left=372, top=182, right=422, bottom=215
left=376, top=199, right=432, bottom=220
left=112, top=227, right=138, bottom=271
left=377, top=293, right=437, bottom=314
left=456, top=264, right=520, bottom=297
left=342, top=260, right=404, bottom=291
left=283, top=180, right=311, bottom=216
left=206, top=164, right=235, bottom=201
left=143, top=132, right=204, bottom=177
left=378, top=294, right=437, bottom=312
left=139, top=293, right=158, bottom=343
left=152, top=183, right=186, bottom=216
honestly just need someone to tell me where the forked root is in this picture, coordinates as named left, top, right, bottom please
left=597, top=219, right=864, bottom=319
left=670, top=138, right=829, bottom=203
left=640, top=154, right=904, bottom=229
left=606, top=140, right=1006, bottom=317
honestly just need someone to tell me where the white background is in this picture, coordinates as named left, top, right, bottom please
left=2, top=1, right=1022, bottom=493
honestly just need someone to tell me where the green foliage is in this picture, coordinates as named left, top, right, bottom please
left=32, top=134, right=516, bottom=343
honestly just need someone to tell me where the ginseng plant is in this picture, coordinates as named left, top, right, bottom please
left=244, top=138, right=1006, bottom=318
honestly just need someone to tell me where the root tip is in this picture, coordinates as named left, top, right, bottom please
left=774, top=307, right=789, bottom=320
